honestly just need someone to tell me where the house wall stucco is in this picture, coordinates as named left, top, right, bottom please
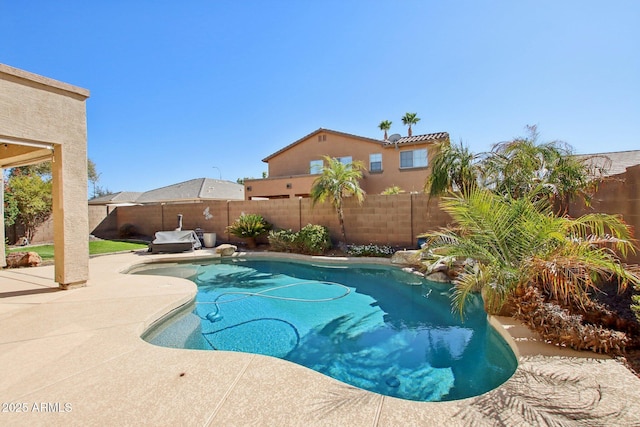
left=0, top=64, right=89, bottom=288
left=245, top=130, right=446, bottom=199
left=568, top=164, right=640, bottom=264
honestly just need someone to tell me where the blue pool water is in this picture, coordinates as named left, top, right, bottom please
left=134, top=257, right=517, bottom=402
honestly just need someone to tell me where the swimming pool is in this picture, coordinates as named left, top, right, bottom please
left=134, top=257, right=517, bottom=402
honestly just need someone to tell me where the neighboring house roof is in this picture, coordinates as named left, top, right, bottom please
left=135, top=178, right=244, bottom=204
left=575, top=150, right=640, bottom=177
left=382, top=132, right=450, bottom=147
left=262, top=128, right=385, bottom=162
left=88, top=191, right=143, bottom=205
left=89, top=178, right=244, bottom=205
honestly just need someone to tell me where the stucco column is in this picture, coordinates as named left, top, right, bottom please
left=0, top=167, right=5, bottom=268
left=52, top=144, right=89, bottom=289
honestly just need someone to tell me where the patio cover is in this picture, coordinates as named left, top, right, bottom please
left=0, top=63, right=90, bottom=289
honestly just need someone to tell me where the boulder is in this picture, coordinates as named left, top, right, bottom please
left=6, top=251, right=42, bottom=268
left=215, top=244, right=237, bottom=256
left=390, top=250, right=421, bottom=266
left=425, top=271, right=451, bottom=283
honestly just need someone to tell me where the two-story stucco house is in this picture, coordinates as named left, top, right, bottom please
left=243, top=128, right=450, bottom=200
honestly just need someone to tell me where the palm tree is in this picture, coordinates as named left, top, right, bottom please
left=425, top=141, right=480, bottom=197
left=426, top=126, right=598, bottom=211
left=422, top=186, right=640, bottom=352
left=401, top=112, right=420, bottom=137
left=310, top=156, right=365, bottom=241
left=378, top=120, right=392, bottom=140
left=482, top=125, right=595, bottom=209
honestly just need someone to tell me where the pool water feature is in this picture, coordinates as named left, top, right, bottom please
left=135, top=258, right=517, bottom=402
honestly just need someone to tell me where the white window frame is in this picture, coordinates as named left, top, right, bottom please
left=310, top=159, right=323, bottom=174
left=337, top=156, right=352, bottom=166
left=369, top=153, right=382, bottom=172
left=399, top=148, right=427, bottom=169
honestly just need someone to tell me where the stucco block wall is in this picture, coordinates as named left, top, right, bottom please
left=89, top=205, right=117, bottom=239
left=19, top=164, right=640, bottom=264
left=21, top=164, right=639, bottom=262
left=112, top=202, right=231, bottom=240
left=568, top=165, right=640, bottom=264
left=104, top=194, right=452, bottom=248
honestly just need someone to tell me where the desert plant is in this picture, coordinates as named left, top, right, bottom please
left=422, top=186, right=640, bottom=353
left=268, top=229, right=297, bottom=252
left=482, top=126, right=596, bottom=210
left=401, top=112, right=420, bottom=137
left=347, top=243, right=395, bottom=257
left=268, top=225, right=331, bottom=255
left=378, top=120, right=392, bottom=140
left=381, top=186, right=403, bottom=195
left=310, top=156, right=365, bottom=242
left=226, top=213, right=272, bottom=248
left=633, top=292, right=640, bottom=325
left=295, top=224, right=331, bottom=255
left=425, top=141, right=480, bottom=197
left=425, top=187, right=639, bottom=316
left=426, top=125, right=600, bottom=211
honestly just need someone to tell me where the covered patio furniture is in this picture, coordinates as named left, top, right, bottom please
left=149, top=230, right=202, bottom=254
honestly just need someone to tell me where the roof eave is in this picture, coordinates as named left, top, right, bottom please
left=262, top=128, right=384, bottom=162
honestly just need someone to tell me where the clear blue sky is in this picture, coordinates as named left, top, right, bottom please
left=1, top=1, right=638, bottom=193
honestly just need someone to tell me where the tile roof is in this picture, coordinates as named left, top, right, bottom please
left=89, top=179, right=244, bottom=204
left=135, top=178, right=244, bottom=203
left=382, top=132, right=450, bottom=147
left=88, top=191, right=143, bottom=205
left=574, top=150, right=640, bottom=177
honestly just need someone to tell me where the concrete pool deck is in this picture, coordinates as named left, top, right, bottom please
left=1, top=250, right=640, bottom=426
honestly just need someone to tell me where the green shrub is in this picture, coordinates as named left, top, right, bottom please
left=226, top=213, right=272, bottom=239
left=347, top=243, right=395, bottom=257
left=268, top=229, right=297, bottom=252
left=295, top=224, right=331, bottom=255
left=268, top=224, right=331, bottom=255
left=381, top=185, right=403, bottom=195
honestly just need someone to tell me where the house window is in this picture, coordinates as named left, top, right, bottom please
left=310, top=159, right=323, bottom=174
left=317, top=134, right=326, bottom=142
left=369, top=153, right=382, bottom=172
left=337, top=156, right=352, bottom=166
left=400, top=149, right=427, bottom=169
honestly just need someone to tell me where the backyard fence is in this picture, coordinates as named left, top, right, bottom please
left=105, top=193, right=452, bottom=249
left=10, top=165, right=640, bottom=263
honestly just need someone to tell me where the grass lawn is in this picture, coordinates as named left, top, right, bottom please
left=8, top=240, right=148, bottom=261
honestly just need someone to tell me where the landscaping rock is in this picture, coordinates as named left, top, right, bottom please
left=5, top=251, right=42, bottom=268
left=391, top=250, right=421, bottom=266
left=215, top=244, right=237, bottom=256
left=426, top=271, right=451, bottom=283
